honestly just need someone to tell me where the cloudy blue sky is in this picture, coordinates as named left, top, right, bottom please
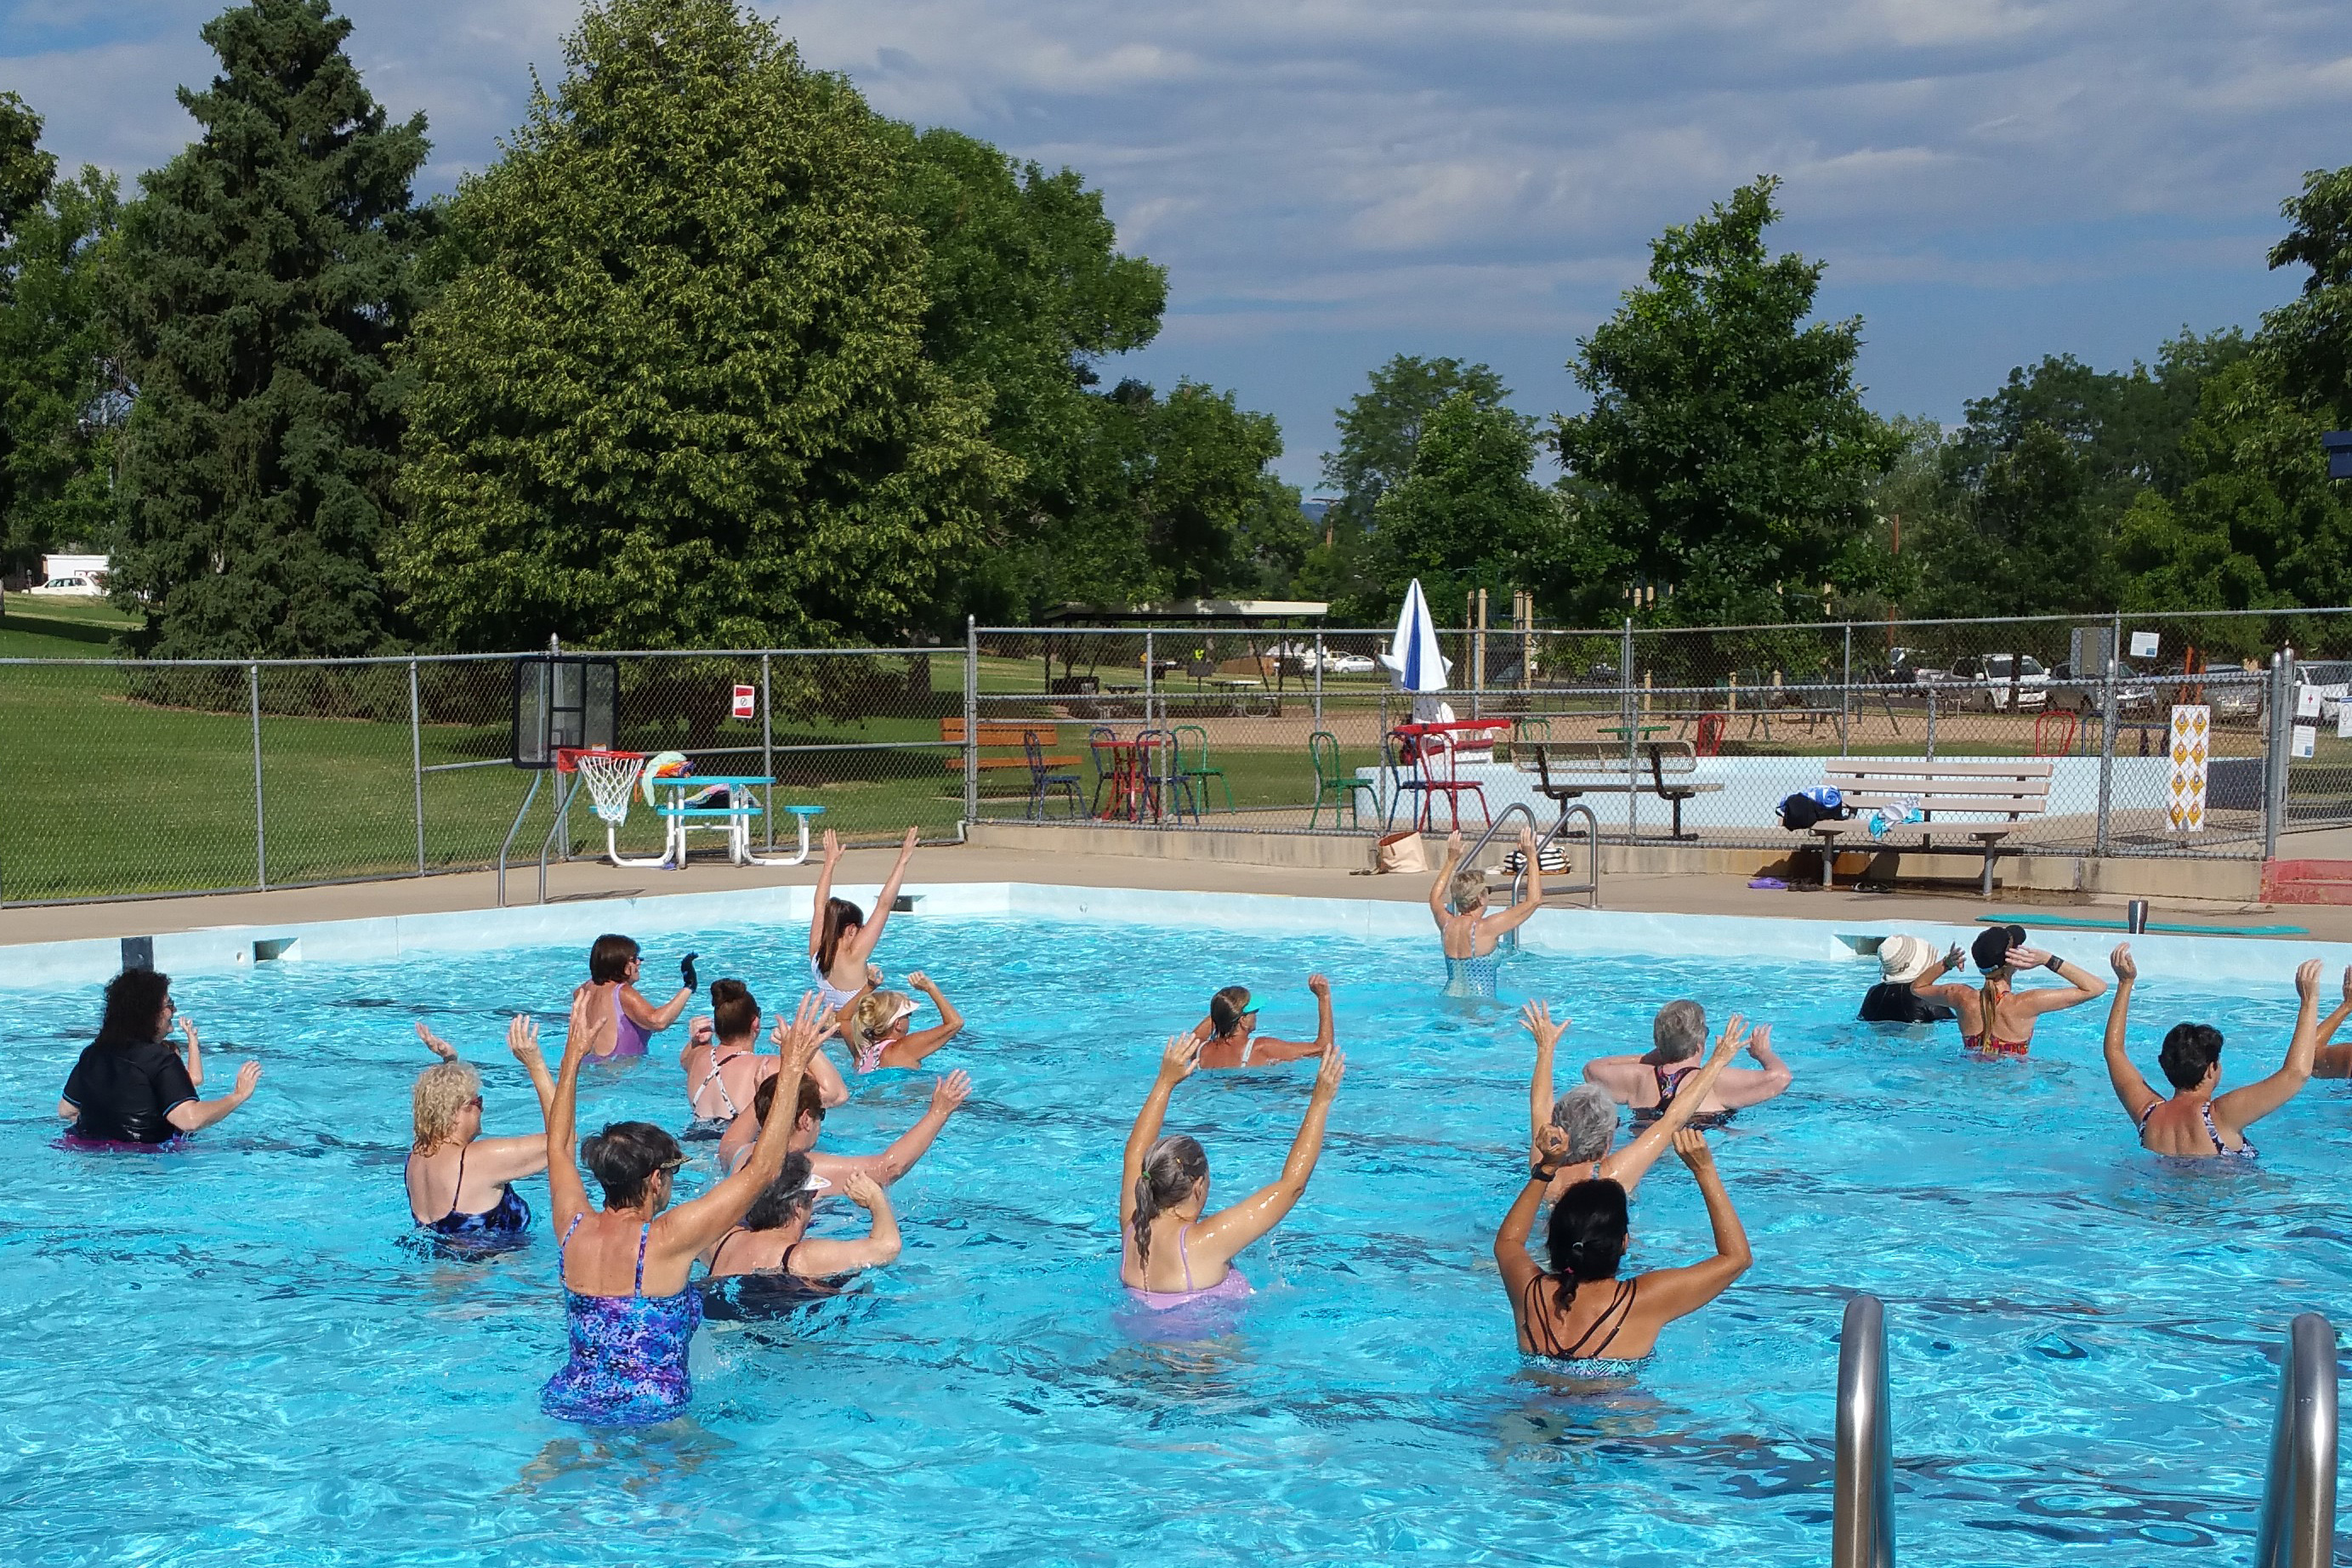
left=4, top=0, right=2348, bottom=489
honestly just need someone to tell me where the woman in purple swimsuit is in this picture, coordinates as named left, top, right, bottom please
left=574, top=935, right=697, bottom=1061
left=539, top=991, right=829, bottom=1425
left=1119, top=1035, right=1346, bottom=1310
left=406, top=1016, right=557, bottom=1241
left=2103, top=946, right=2347, bottom=1160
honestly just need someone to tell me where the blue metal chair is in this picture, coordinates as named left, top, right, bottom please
left=1024, top=733, right=1085, bottom=819
left=1087, top=726, right=1118, bottom=816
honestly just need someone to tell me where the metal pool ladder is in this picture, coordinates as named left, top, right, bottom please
left=1831, top=1298, right=2337, bottom=1568
left=1459, top=801, right=1600, bottom=932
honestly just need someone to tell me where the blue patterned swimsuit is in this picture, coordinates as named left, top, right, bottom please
left=411, top=1146, right=532, bottom=1241
left=1442, top=912, right=1501, bottom=998
left=541, top=1218, right=702, bottom=1425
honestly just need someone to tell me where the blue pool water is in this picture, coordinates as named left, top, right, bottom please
left=3, top=912, right=2344, bottom=1565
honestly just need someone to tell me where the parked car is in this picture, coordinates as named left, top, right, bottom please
left=28, top=574, right=103, bottom=597
left=2048, top=660, right=2160, bottom=719
left=1945, top=653, right=2050, bottom=710
left=1269, top=641, right=1377, bottom=676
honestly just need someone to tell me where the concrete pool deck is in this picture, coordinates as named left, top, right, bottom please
left=5, top=837, right=2350, bottom=950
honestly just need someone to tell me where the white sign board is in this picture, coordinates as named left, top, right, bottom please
left=2129, top=630, right=2160, bottom=659
left=2298, top=685, right=2323, bottom=719
left=2294, top=724, right=2319, bottom=759
left=2338, top=702, right=2352, bottom=740
left=2167, top=704, right=2210, bottom=832
left=731, top=684, right=757, bottom=721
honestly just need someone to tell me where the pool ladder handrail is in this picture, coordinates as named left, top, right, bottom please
left=1832, top=1298, right=2338, bottom=1568
left=1832, top=1294, right=1895, bottom=1568
left=1458, top=803, right=1600, bottom=938
left=2255, top=1311, right=2338, bottom=1568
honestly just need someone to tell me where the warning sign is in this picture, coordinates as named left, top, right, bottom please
left=731, top=684, right=756, bottom=721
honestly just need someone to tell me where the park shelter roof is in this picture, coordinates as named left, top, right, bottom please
left=1039, top=599, right=1329, bottom=623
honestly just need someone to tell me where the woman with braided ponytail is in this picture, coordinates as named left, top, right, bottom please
left=1912, top=924, right=2106, bottom=1058
left=1493, top=1128, right=1750, bottom=1365
left=1118, top=1033, right=1346, bottom=1310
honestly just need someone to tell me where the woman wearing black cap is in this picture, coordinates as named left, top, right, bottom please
left=1911, top=924, right=2105, bottom=1057
left=1190, top=975, right=1334, bottom=1070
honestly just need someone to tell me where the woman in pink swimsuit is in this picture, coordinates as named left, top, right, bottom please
left=1118, top=1035, right=1346, bottom=1310
left=574, top=935, right=696, bottom=1060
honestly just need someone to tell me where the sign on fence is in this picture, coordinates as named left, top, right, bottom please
left=731, top=684, right=756, bottom=720
left=2168, top=704, right=2210, bottom=832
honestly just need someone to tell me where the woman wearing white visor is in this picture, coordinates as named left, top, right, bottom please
left=1860, top=934, right=1960, bottom=1025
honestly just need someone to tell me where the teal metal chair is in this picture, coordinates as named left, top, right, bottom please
left=1307, top=730, right=1357, bottom=828
left=1173, top=724, right=1233, bottom=814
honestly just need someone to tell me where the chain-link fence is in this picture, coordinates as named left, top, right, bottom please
left=3, top=609, right=2343, bottom=905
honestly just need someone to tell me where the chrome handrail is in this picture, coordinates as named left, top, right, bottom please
left=2255, top=1312, right=2338, bottom=1568
left=1832, top=1293, right=1895, bottom=1568
left=1509, top=803, right=1599, bottom=912
left=1460, top=801, right=1543, bottom=882
left=493, top=770, right=544, bottom=909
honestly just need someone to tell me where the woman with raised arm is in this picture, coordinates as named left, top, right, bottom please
left=2103, top=946, right=2343, bottom=1159
left=1190, top=975, right=1334, bottom=1070
left=809, top=827, right=922, bottom=1020
left=57, top=969, right=261, bottom=1149
left=406, top=1018, right=556, bottom=1240
left=1525, top=1003, right=1747, bottom=1198
left=718, top=1068, right=972, bottom=1185
left=574, top=935, right=697, bottom=1061
left=1495, top=1128, right=1752, bottom=1364
left=841, top=971, right=965, bottom=1076
left=539, top=991, right=828, bottom=1426
left=1429, top=827, right=1542, bottom=998
left=1119, top=1036, right=1346, bottom=1310
left=1912, top=924, right=2106, bottom=1058
left=702, top=1158, right=901, bottom=1312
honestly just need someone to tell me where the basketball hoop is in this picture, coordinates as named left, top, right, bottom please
left=555, top=749, right=668, bottom=868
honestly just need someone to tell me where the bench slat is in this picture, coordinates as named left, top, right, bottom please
left=1825, top=760, right=2054, bottom=778
left=1826, top=773, right=2054, bottom=797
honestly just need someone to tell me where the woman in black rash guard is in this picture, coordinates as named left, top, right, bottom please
left=55, top=969, right=261, bottom=1147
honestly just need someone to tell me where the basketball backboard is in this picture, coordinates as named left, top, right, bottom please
left=513, top=656, right=619, bottom=768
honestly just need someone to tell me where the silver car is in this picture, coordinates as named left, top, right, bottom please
left=1946, top=653, right=2050, bottom=710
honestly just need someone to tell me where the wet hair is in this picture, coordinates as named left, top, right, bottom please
left=95, top=968, right=173, bottom=1047
left=1550, top=1085, right=1621, bottom=1162
left=1545, top=1177, right=1631, bottom=1311
left=1129, top=1133, right=1209, bottom=1268
left=817, top=897, right=865, bottom=974
left=2158, top=1022, right=2226, bottom=1090
left=1207, top=986, right=1253, bottom=1037
left=411, top=1060, right=482, bottom=1152
left=751, top=1073, right=827, bottom=1127
left=1650, top=1000, right=1707, bottom=1063
left=1451, top=871, right=1487, bottom=912
left=710, top=979, right=758, bottom=1042
left=844, top=990, right=914, bottom=1056
left=579, top=1120, right=682, bottom=1209
left=744, top=1152, right=818, bottom=1232
left=588, top=934, right=641, bottom=985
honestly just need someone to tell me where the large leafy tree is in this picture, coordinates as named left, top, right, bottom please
left=108, top=0, right=431, bottom=657
left=393, top=0, right=1015, bottom=650
left=1556, top=178, right=1898, bottom=623
left=1368, top=393, right=1582, bottom=619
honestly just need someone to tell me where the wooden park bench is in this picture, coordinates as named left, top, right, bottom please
left=937, top=719, right=1077, bottom=775
left=1803, top=758, right=2054, bottom=896
left=1522, top=740, right=1723, bottom=841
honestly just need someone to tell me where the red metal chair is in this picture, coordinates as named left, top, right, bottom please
left=1693, top=713, right=1726, bottom=758
left=2033, top=709, right=2076, bottom=758
left=1381, top=727, right=1491, bottom=832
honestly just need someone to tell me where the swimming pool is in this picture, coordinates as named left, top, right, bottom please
left=3, top=891, right=2344, bottom=1565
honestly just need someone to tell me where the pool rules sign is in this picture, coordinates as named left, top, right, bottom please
left=2167, top=704, right=2210, bottom=832
left=731, top=684, right=757, bottom=721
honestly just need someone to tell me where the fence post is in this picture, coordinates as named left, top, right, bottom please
left=761, top=651, right=775, bottom=850
left=1144, top=628, right=1155, bottom=730
left=409, top=659, right=425, bottom=873
left=963, top=616, right=979, bottom=826
left=1622, top=618, right=1638, bottom=840
left=1313, top=629, right=1324, bottom=729
left=2095, top=614, right=2118, bottom=855
left=250, top=662, right=267, bottom=891
left=1841, top=622, right=1853, bottom=756
left=1925, top=685, right=1937, bottom=760
left=2266, top=648, right=2293, bottom=862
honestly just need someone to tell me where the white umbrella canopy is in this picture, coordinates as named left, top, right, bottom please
left=1378, top=579, right=1452, bottom=694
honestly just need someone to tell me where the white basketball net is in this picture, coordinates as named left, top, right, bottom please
left=571, top=752, right=647, bottom=825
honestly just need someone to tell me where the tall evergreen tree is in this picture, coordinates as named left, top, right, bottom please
left=393, top=0, right=1014, bottom=651
left=108, top=0, right=429, bottom=657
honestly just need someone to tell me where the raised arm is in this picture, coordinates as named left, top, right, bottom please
left=773, top=1008, right=851, bottom=1106
left=1486, top=827, right=1543, bottom=935
left=2008, top=947, right=2109, bottom=1014
left=1623, top=1130, right=1752, bottom=1321
left=810, top=829, right=843, bottom=956
left=1596, top=1014, right=1748, bottom=1193
left=1429, top=830, right=1464, bottom=926
left=849, top=827, right=922, bottom=964
left=542, top=991, right=597, bottom=1233
left=860, top=1071, right=972, bottom=1184
left=1189, top=1048, right=1346, bottom=1262
left=791, top=1171, right=902, bottom=1275
left=2215, top=960, right=2326, bottom=1133
left=163, top=1060, right=262, bottom=1133
left=621, top=980, right=695, bottom=1033
left=2308, top=967, right=2352, bottom=1078
left=1122, top=1035, right=1201, bottom=1203
left=2099, top=945, right=2161, bottom=1124
left=885, top=971, right=965, bottom=1067
left=1712, top=1025, right=1791, bottom=1110
left=1492, top=1162, right=1552, bottom=1308
left=1249, top=974, right=1336, bottom=1063
left=1524, top=999, right=1563, bottom=1150
left=1909, top=943, right=1969, bottom=1007
left=655, top=995, right=829, bottom=1266
left=179, top=1015, right=204, bottom=1088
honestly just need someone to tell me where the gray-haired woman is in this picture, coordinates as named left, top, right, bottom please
left=1429, top=827, right=1543, bottom=998
left=1118, top=1033, right=1345, bottom=1310
left=1581, top=999, right=1790, bottom=1127
left=1525, top=1001, right=1747, bottom=1200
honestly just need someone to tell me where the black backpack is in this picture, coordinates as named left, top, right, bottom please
left=1778, top=791, right=1851, bottom=831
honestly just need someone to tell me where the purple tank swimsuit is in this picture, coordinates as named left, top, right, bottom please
left=1125, top=1223, right=1251, bottom=1311
left=541, top=1219, right=700, bottom=1425
left=599, top=986, right=650, bottom=1059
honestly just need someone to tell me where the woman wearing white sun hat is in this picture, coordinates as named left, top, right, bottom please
left=1859, top=935, right=1962, bottom=1024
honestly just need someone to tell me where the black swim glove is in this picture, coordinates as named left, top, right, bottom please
left=681, top=952, right=699, bottom=993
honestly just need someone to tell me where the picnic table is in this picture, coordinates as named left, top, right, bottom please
left=647, top=774, right=822, bottom=867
